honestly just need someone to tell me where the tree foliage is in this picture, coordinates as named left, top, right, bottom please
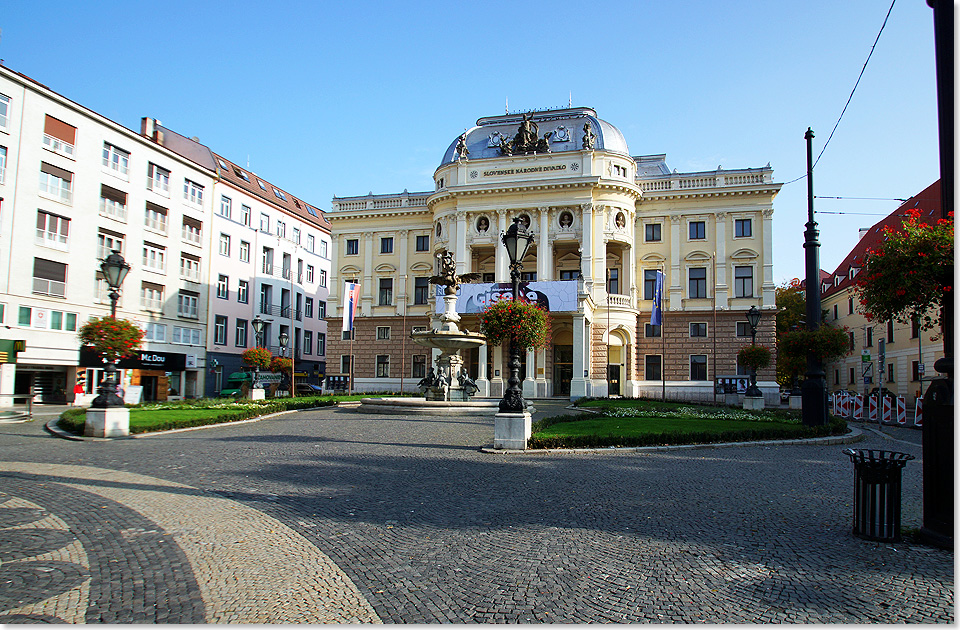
left=737, top=344, right=772, bottom=370
left=775, top=278, right=806, bottom=334
left=855, top=208, right=953, bottom=331
left=776, top=326, right=851, bottom=387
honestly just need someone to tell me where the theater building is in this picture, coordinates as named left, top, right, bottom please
left=326, top=107, right=781, bottom=402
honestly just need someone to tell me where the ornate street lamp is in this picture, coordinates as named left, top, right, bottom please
left=745, top=305, right=762, bottom=398
left=251, top=315, right=265, bottom=387
left=278, top=330, right=289, bottom=357
left=499, top=217, right=534, bottom=413
left=91, top=250, right=130, bottom=408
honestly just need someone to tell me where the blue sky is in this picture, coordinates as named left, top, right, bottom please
left=0, top=0, right=941, bottom=285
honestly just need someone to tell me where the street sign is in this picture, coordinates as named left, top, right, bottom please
left=862, top=362, right=873, bottom=379
left=861, top=353, right=871, bottom=363
left=918, top=363, right=925, bottom=375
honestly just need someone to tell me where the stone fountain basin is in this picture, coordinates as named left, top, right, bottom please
left=411, top=330, right=486, bottom=351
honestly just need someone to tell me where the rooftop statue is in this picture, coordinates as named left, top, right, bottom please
left=429, top=250, right=481, bottom=296
left=498, top=112, right=552, bottom=156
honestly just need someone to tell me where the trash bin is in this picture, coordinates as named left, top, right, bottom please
left=842, top=449, right=915, bottom=542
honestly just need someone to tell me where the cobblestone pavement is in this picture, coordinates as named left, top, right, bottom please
left=0, top=401, right=952, bottom=623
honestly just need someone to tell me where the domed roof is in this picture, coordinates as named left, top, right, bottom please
left=439, top=107, right=629, bottom=166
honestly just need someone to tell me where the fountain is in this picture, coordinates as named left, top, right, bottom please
left=357, top=251, right=499, bottom=416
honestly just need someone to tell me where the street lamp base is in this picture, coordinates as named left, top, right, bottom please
left=494, top=411, right=532, bottom=450
left=84, top=406, right=130, bottom=437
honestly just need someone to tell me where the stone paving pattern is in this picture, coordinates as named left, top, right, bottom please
left=0, top=402, right=952, bottom=623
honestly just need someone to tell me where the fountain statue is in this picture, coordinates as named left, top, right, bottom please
left=410, top=251, right=487, bottom=401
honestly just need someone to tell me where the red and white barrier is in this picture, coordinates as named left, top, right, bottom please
left=853, top=395, right=864, bottom=420
left=881, top=397, right=893, bottom=424
left=915, top=398, right=923, bottom=426
left=867, top=396, right=878, bottom=422
left=896, top=396, right=907, bottom=425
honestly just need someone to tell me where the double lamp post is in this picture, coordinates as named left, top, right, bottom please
left=499, top=217, right=535, bottom=413
left=92, top=250, right=131, bottom=409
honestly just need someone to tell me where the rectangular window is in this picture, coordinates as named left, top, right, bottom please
left=217, top=274, right=229, bottom=299
left=140, top=282, right=164, bottom=311
left=912, top=360, right=921, bottom=382
left=833, top=304, right=839, bottom=320
left=235, top=319, right=248, bottom=347
left=643, top=269, right=658, bottom=300
left=376, top=355, right=390, bottom=378
left=144, top=202, right=167, bottom=233
left=0, top=93, right=9, bottom=129
left=645, top=223, right=661, bottom=242
left=645, top=355, right=662, bottom=381
left=292, top=227, right=301, bottom=244
left=39, top=162, right=74, bottom=204
left=102, top=142, right=130, bottom=177
left=276, top=220, right=286, bottom=238
left=644, top=323, right=661, bottom=338
left=341, top=354, right=353, bottom=374
left=33, top=258, right=67, bottom=298
left=866, top=326, right=873, bottom=347
left=734, top=266, right=753, bottom=298
left=304, top=297, right=314, bottom=318
left=180, top=254, right=201, bottom=282
left=97, top=230, right=125, bottom=260
left=173, top=326, right=202, bottom=345
left=239, top=240, right=250, bottom=263
left=317, top=332, right=326, bottom=356
left=42, top=115, right=76, bottom=157
left=147, top=163, right=170, bottom=194
left=848, top=297, right=854, bottom=315
left=887, top=362, right=895, bottom=383
left=416, top=235, right=430, bottom=251
left=18, top=306, right=30, bottom=326
left=412, top=355, right=427, bottom=378
left=689, top=221, right=705, bottom=240
left=142, top=243, right=166, bottom=272
left=520, top=271, right=537, bottom=282
left=302, top=331, right=313, bottom=355
left=240, top=204, right=251, bottom=226
left=36, top=210, right=70, bottom=250
left=848, top=331, right=855, bottom=352
left=559, top=270, right=577, bottom=280
left=306, top=265, right=315, bottom=283
left=346, top=239, right=359, bottom=255
left=414, top=277, right=430, bottom=305
left=177, top=291, right=198, bottom=318
left=182, top=217, right=202, bottom=244
left=379, top=278, right=393, bottom=305
left=98, top=184, right=127, bottom=221
left=214, top=315, right=228, bottom=345
left=0, top=145, right=6, bottom=184
left=184, top=179, right=204, bottom=206
left=238, top=279, right=249, bottom=303
left=219, top=233, right=231, bottom=257
left=690, top=355, right=708, bottom=381
left=911, top=317, right=920, bottom=339
left=736, top=322, right=751, bottom=337
left=849, top=367, right=856, bottom=385
left=319, top=270, right=327, bottom=288
left=219, top=195, right=232, bottom=218
left=306, top=234, right=315, bottom=253
left=145, top=322, right=166, bottom=342
left=735, top=218, right=752, bottom=237
left=607, top=268, right=619, bottom=295
left=47, top=310, right=77, bottom=331
left=318, top=301, right=326, bottom=318
left=689, top=323, right=707, bottom=337
left=260, top=213, right=269, bottom=232
left=887, top=320, right=894, bottom=343
left=381, top=237, right=394, bottom=254
left=342, top=329, right=355, bottom=341
left=377, top=326, right=391, bottom=340
left=273, top=186, right=286, bottom=201
left=320, top=240, right=329, bottom=258
left=688, top=267, right=707, bottom=299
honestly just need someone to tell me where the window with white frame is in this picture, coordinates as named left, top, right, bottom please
left=99, top=185, right=127, bottom=221
left=142, top=243, right=166, bottom=272
left=42, top=115, right=76, bottom=157
left=95, top=273, right=116, bottom=305
left=237, top=279, right=249, bottom=303
left=172, top=326, right=201, bottom=345
left=736, top=322, right=751, bottom=337
left=97, top=230, right=124, bottom=259
left=32, top=258, right=67, bottom=298
left=219, top=195, right=232, bottom=219
left=734, top=266, right=754, bottom=298
left=689, top=322, right=707, bottom=337
left=260, top=213, right=269, bottom=232
left=183, top=179, right=204, bottom=206
left=379, top=278, right=393, bottom=305
left=214, top=315, right=228, bottom=345
left=219, top=233, right=231, bottom=256
left=377, top=326, right=391, bottom=340
left=688, top=267, right=707, bottom=299
left=292, top=227, right=300, bottom=244
left=414, top=277, right=430, bottom=305
left=240, top=204, right=251, bottom=226
left=318, top=301, right=326, bottom=318
left=145, top=322, right=166, bottom=342
left=320, top=239, right=328, bottom=258
left=235, top=319, right=248, bottom=347
left=381, top=237, right=393, bottom=254
left=689, top=220, right=706, bottom=240
left=306, top=234, right=315, bottom=252
left=306, top=265, right=314, bottom=283
left=412, top=355, right=427, bottom=378
left=182, top=217, right=202, bottom=244
left=0, top=93, right=9, bottom=129
left=239, top=240, right=250, bottom=263
left=141, top=282, right=164, bottom=311
left=147, top=163, right=170, bottom=194
left=690, top=355, right=708, bottom=381
left=102, top=142, right=130, bottom=177
left=304, top=297, right=313, bottom=318
left=216, top=274, right=228, bottom=299
left=276, top=220, right=286, bottom=238
left=39, top=162, right=73, bottom=204
left=143, top=202, right=167, bottom=233
left=319, top=270, right=327, bottom=288
left=0, top=146, right=6, bottom=184
left=180, top=254, right=201, bottom=282
left=376, top=355, right=390, bottom=378
left=177, top=292, right=199, bottom=318
left=302, top=331, right=313, bottom=355
left=316, top=332, right=326, bottom=356
left=645, top=223, right=662, bottom=242
left=273, top=187, right=286, bottom=201
left=35, top=210, right=70, bottom=250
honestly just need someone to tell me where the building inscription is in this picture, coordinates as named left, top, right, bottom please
left=482, top=164, right=567, bottom=177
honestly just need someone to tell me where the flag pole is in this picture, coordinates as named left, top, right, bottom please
left=712, top=252, right=718, bottom=405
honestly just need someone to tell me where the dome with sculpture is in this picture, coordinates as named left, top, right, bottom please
left=439, top=107, right=630, bottom=165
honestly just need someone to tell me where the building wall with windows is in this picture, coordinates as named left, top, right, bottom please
left=820, top=180, right=943, bottom=407
left=326, top=108, right=780, bottom=402
left=0, top=66, right=216, bottom=404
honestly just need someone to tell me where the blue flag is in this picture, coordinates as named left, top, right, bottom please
left=650, top=270, right=664, bottom=326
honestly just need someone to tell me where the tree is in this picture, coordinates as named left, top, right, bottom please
left=775, top=278, right=806, bottom=334
left=777, top=326, right=850, bottom=388
left=855, top=208, right=953, bottom=332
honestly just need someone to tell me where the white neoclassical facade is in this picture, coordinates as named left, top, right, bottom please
left=326, top=108, right=782, bottom=403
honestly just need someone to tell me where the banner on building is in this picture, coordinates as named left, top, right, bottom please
left=342, top=282, right=361, bottom=331
left=436, top=280, right=578, bottom=314
left=79, top=348, right=187, bottom=371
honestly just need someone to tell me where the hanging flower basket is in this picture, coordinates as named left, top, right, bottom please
left=78, top=316, right=145, bottom=362
left=737, top=344, right=771, bottom=371
left=242, top=347, right=273, bottom=371
left=269, top=356, right=293, bottom=376
left=479, top=299, right=550, bottom=349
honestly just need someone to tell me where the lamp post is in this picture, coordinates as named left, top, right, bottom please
left=745, top=305, right=762, bottom=398
left=278, top=330, right=291, bottom=397
left=91, top=250, right=130, bottom=409
left=499, top=217, right=534, bottom=413
left=251, top=315, right=265, bottom=388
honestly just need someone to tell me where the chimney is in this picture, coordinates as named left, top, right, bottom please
left=140, top=117, right=154, bottom=139
left=858, top=228, right=870, bottom=240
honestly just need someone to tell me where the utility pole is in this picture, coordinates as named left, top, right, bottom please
left=801, top=128, right=828, bottom=426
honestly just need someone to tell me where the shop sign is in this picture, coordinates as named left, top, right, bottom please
left=440, top=280, right=579, bottom=314
left=80, top=348, right=187, bottom=371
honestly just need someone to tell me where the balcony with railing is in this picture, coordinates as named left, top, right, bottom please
left=99, top=198, right=127, bottom=221
left=637, top=166, right=773, bottom=194
left=259, top=302, right=301, bottom=320
left=42, top=134, right=75, bottom=157
left=33, top=277, right=66, bottom=298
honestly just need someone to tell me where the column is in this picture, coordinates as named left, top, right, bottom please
left=668, top=214, right=682, bottom=310
left=522, top=346, right=536, bottom=398
left=593, top=205, right=607, bottom=304
left=571, top=313, right=587, bottom=399
left=536, top=347, right=548, bottom=396
left=397, top=229, right=409, bottom=313
left=477, top=343, right=490, bottom=397
left=496, top=209, right=508, bottom=281
left=537, top=207, right=551, bottom=280
left=580, top=204, right=593, bottom=293
left=0, top=364, right=15, bottom=408
left=455, top=210, right=468, bottom=275
left=761, top=208, right=776, bottom=308
left=491, top=345, right=504, bottom=398
left=362, top=231, right=374, bottom=316
left=714, top=212, right=729, bottom=306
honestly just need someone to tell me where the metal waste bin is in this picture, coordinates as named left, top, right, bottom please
left=842, top=449, right=915, bottom=542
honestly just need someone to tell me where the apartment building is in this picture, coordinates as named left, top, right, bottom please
left=326, top=107, right=781, bottom=402
left=820, top=180, right=944, bottom=406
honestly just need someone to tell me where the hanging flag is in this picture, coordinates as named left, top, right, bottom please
left=342, top=282, right=361, bottom=332
left=650, top=270, right=664, bottom=326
